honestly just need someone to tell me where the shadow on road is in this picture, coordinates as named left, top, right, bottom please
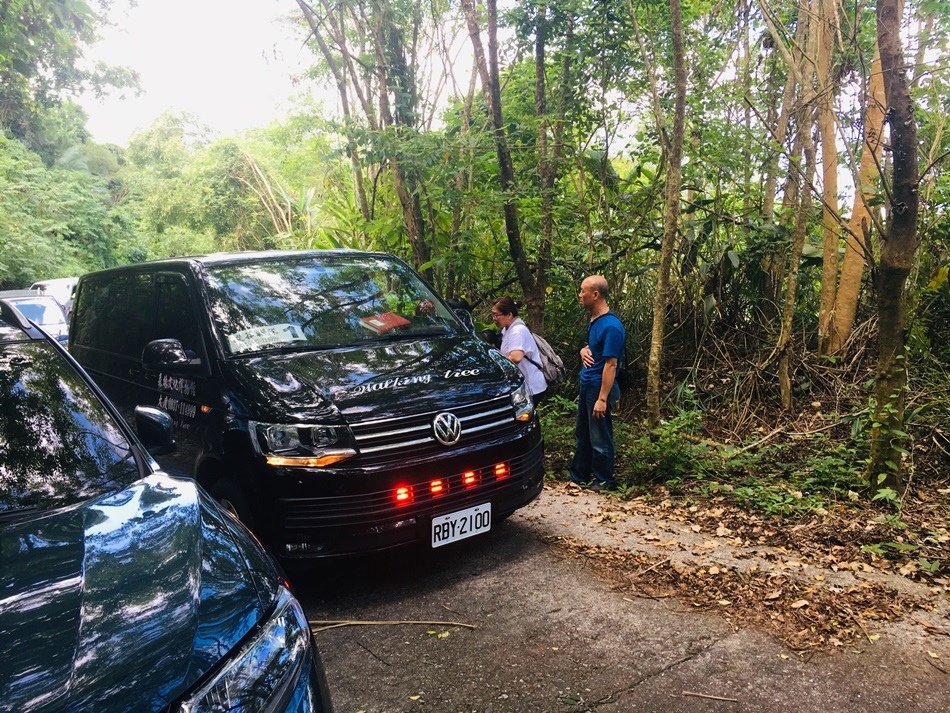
left=287, top=518, right=542, bottom=606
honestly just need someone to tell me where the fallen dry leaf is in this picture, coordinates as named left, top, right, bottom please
left=790, top=599, right=810, bottom=609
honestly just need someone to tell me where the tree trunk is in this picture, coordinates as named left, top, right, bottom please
left=372, top=1, right=431, bottom=278
left=760, top=0, right=804, bottom=220
left=816, top=0, right=840, bottom=355
left=760, top=0, right=810, bottom=317
left=528, top=4, right=573, bottom=333
left=446, top=69, right=478, bottom=301
left=460, top=0, right=535, bottom=301
left=779, top=130, right=816, bottom=410
left=828, top=42, right=886, bottom=353
left=528, top=2, right=550, bottom=332
left=868, top=0, right=919, bottom=493
left=646, top=0, right=686, bottom=428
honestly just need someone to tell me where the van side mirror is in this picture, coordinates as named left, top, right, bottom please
left=453, top=308, right=475, bottom=333
left=142, top=339, right=201, bottom=372
left=134, top=406, right=177, bottom=456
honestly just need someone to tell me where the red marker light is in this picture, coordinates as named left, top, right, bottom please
left=462, top=470, right=477, bottom=488
left=394, top=485, right=413, bottom=505
left=430, top=479, right=446, bottom=496
left=494, top=462, right=509, bottom=479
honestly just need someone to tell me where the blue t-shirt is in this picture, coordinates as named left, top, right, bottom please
left=580, top=311, right=626, bottom=387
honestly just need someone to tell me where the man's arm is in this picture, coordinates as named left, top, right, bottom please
left=592, top=357, right=618, bottom=418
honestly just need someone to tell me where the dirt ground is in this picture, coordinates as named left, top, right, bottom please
left=533, top=481, right=950, bottom=652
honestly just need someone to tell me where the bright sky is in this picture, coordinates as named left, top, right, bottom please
left=78, top=0, right=314, bottom=146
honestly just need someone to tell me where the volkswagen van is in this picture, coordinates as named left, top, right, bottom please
left=69, top=250, right=544, bottom=559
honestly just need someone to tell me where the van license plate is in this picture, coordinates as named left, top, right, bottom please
left=431, top=503, right=491, bottom=548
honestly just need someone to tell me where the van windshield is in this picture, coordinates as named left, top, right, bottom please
left=205, top=255, right=464, bottom=355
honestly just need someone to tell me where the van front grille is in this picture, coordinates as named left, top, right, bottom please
left=277, top=444, right=543, bottom=530
left=349, top=394, right=523, bottom=465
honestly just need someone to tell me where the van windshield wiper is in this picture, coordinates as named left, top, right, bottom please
left=231, top=343, right=344, bottom=358
left=0, top=505, right=41, bottom=525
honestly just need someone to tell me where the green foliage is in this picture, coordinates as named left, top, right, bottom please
left=0, top=0, right=138, bottom=158
left=0, top=133, right=132, bottom=286
left=617, top=410, right=715, bottom=489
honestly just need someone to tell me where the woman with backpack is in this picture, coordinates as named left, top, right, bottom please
left=490, top=297, right=547, bottom=401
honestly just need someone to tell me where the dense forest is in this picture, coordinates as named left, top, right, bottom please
left=2, top=1, right=948, bottom=557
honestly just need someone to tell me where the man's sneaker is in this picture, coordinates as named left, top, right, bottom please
left=591, top=482, right=618, bottom=493
left=568, top=473, right=593, bottom=487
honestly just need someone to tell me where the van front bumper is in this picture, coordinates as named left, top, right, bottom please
left=269, top=436, right=544, bottom=559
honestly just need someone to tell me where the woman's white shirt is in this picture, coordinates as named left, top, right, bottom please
left=500, top=317, right=547, bottom=396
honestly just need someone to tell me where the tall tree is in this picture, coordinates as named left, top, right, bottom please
left=295, top=0, right=371, bottom=224
left=646, top=0, right=687, bottom=428
left=461, top=0, right=537, bottom=320
left=868, top=0, right=919, bottom=492
left=816, top=0, right=841, bottom=355
left=828, top=41, right=886, bottom=353
left=371, top=0, right=431, bottom=277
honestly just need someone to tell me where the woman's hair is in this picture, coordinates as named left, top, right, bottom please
left=492, top=296, right=519, bottom=317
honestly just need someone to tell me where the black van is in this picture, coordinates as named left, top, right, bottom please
left=69, top=250, right=544, bottom=559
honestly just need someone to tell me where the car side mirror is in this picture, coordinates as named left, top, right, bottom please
left=134, top=406, right=177, bottom=456
left=142, top=339, right=201, bottom=372
left=453, top=308, right=475, bottom=333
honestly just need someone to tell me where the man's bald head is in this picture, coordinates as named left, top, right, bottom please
left=579, top=275, right=610, bottom=316
left=582, top=275, right=609, bottom=299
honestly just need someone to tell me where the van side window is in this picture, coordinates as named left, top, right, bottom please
left=73, top=273, right=153, bottom=357
left=154, top=273, right=201, bottom=356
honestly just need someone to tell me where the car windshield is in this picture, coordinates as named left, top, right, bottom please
left=205, top=254, right=464, bottom=355
left=11, top=298, right=66, bottom=326
left=0, top=341, right=140, bottom=516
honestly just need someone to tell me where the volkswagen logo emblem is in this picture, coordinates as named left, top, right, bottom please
left=432, top=412, right=462, bottom=446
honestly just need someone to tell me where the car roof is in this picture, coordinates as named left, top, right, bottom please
left=31, top=277, right=77, bottom=285
left=0, top=289, right=46, bottom=299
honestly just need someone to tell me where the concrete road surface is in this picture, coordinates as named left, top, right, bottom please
left=293, top=487, right=949, bottom=713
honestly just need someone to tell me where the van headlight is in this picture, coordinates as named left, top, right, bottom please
left=176, top=587, right=312, bottom=712
left=510, top=382, right=534, bottom=422
left=250, top=421, right=355, bottom=467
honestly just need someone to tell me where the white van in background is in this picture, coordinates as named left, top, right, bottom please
left=30, top=276, right=78, bottom=313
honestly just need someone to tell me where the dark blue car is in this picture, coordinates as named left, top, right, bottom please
left=0, top=300, right=333, bottom=711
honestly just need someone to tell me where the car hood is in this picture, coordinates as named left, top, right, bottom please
left=0, top=473, right=270, bottom=712
left=226, top=334, right=521, bottom=422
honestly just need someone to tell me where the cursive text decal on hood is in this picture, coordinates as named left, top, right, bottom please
left=350, top=367, right=483, bottom=396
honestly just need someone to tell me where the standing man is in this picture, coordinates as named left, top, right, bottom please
left=569, top=275, right=626, bottom=491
